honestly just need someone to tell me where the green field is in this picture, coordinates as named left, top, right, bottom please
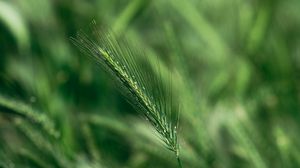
left=0, top=0, right=299, bottom=167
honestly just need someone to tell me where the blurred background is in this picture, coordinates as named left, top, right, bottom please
left=0, top=0, right=299, bottom=167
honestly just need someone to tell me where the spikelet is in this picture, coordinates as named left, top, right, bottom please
left=0, top=95, right=59, bottom=138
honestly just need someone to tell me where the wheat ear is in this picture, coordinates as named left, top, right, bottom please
left=71, top=21, right=182, bottom=167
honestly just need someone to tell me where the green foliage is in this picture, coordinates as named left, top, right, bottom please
left=0, top=0, right=300, bottom=168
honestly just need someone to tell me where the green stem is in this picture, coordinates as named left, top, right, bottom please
left=177, top=155, right=183, bottom=168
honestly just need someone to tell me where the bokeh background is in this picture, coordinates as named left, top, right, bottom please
left=0, top=0, right=300, bottom=167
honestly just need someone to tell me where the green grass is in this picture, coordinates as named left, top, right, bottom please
left=0, top=0, right=300, bottom=167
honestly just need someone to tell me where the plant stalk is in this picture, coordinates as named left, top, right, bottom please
left=177, top=155, right=183, bottom=168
